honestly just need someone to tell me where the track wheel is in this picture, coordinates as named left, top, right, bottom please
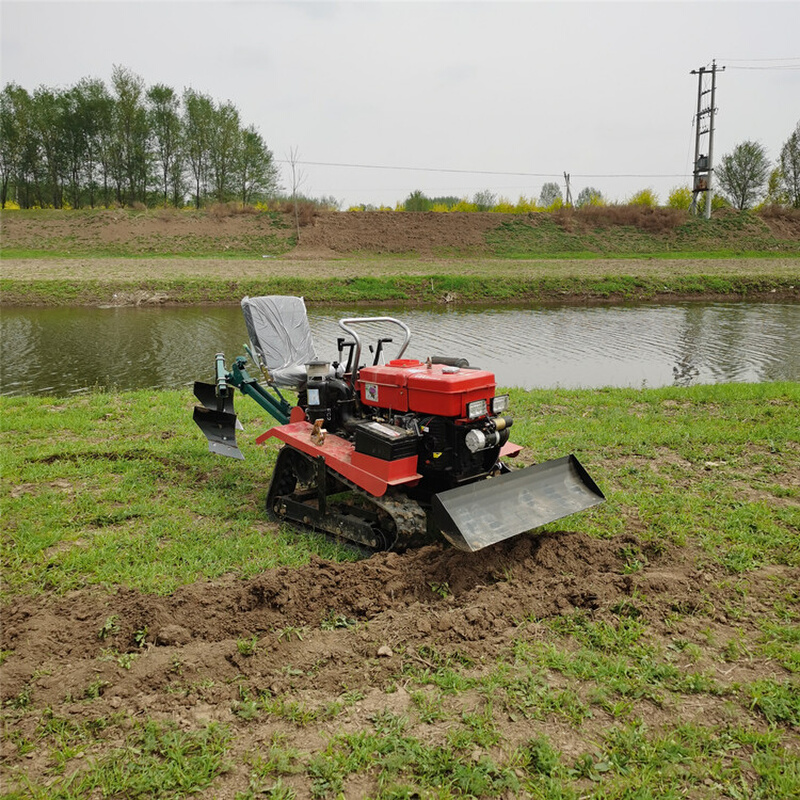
left=266, top=447, right=298, bottom=519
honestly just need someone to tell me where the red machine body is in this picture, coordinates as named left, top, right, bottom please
left=358, top=359, right=495, bottom=417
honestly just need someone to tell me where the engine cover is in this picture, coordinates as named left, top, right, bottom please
left=358, top=360, right=495, bottom=417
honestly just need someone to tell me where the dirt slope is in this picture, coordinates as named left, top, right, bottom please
left=3, top=207, right=799, bottom=258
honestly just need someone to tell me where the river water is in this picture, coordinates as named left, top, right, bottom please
left=1, top=301, right=798, bottom=396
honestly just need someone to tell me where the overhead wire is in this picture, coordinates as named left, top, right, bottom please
left=274, top=159, right=688, bottom=180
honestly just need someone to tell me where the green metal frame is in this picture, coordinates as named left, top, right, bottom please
left=226, top=356, right=292, bottom=425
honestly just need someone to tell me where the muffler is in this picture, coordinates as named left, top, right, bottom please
left=432, top=455, right=605, bottom=552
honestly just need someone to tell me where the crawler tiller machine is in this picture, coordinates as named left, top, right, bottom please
left=193, top=296, right=604, bottom=553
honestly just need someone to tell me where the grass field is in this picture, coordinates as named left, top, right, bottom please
left=2, top=382, right=798, bottom=798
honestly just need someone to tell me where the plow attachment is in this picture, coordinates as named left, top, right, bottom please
left=432, top=455, right=605, bottom=552
left=193, top=380, right=244, bottom=461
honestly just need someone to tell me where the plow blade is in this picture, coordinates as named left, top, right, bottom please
left=193, top=381, right=244, bottom=460
left=431, top=455, right=605, bottom=552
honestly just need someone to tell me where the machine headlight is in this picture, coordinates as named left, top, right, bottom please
left=492, top=394, right=509, bottom=414
left=467, top=399, right=487, bottom=419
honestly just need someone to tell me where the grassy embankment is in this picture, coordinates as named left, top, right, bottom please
left=2, top=383, right=798, bottom=798
left=1, top=207, right=799, bottom=306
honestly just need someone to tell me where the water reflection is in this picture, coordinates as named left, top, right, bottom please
left=1, top=302, right=798, bottom=396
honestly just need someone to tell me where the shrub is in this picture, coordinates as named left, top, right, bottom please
left=628, top=188, right=659, bottom=207
left=492, top=197, right=516, bottom=213
left=576, top=187, right=605, bottom=207
left=513, top=196, right=539, bottom=213
left=667, top=186, right=693, bottom=210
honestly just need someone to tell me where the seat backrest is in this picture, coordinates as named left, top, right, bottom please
left=241, top=295, right=317, bottom=389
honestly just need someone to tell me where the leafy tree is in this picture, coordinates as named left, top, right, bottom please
left=208, top=101, right=240, bottom=202
left=235, top=125, right=279, bottom=204
left=473, top=189, right=496, bottom=211
left=183, top=88, right=214, bottom=208
left=576, top=186, right=605, bottom=207
left=764, top=168, right=789, bottom=207
left=147, top=84, right=182, bottom=206
left=716, top=140, right=770, bottom=210
left=538, top=181, right=561, bottom=208
left=779, top=120, right=800, bottom=208
left=1, top=84, right=41, bottom=208
left=69, top=78, right=111, bottom=208
left=429, top=195, right=459, bottom=208
left=404, top=190, right=431, bottom=211
left=0, top=84, right=29, bottom=207
left=110, top=65, right=149, bottom=205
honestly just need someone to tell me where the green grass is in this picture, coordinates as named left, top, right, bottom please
left=2, top=383, right=797, bottom=596
left=5, top=718, right=231, bottom=799
left=0, top=390, right=358, bottom=597
left=2, top=382, right=799, bottom=798
left=485, top=214, right=800, bottom=259
left=2, top=270, right=798, bottom=307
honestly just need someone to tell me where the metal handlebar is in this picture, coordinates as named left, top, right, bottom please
left=338, top=317, right=411, bottom=384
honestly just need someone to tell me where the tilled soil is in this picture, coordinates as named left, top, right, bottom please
left=2, top=528, right=796, bottom=797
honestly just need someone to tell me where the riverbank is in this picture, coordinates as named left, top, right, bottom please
left=1, top=382, right=798, bottom=797
left=3, top=206, right=799, bottom=306
left=2, top=256, right=798, bottom=306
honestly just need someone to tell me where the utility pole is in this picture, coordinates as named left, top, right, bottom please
left=689, top=59, right=724, bottom=219
left=563, top=172, right=573, bottom=207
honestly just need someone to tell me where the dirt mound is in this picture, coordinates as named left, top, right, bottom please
left=296, top=211, right=513, bottom=254
left=1, top=530, right=721, bottom=715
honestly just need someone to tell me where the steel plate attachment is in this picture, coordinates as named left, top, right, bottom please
left=193, top=381, right=245, bottom=460
left=431, top=454, right=605, bottom=552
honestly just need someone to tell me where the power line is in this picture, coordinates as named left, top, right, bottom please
left=274, top=159, right=688, bottom=180
left=724, top=65, right=800, bottom=70
left=718, top=56, right=800, bottom=62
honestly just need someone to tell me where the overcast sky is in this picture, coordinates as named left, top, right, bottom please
left=2, top=0, right=798, bottom=208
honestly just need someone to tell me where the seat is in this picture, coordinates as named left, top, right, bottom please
left=240, top=295, right=317, bottom=390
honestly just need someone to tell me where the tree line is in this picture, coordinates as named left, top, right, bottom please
left=715, top=125, right=800, bottom=210
left=0, top=66, right=280, bottom=210
left=387, top=121, right=800, bottom=213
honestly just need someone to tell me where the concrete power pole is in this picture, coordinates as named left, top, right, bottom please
left=563, top=172, right=573, bottom=207
left=690, top=60, right=724, bottom=219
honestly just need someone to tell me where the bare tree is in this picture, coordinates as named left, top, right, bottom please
left=538, top=181, right=562, bottom=208
left=473, top=189, right=496, bottom=211
left=287, top=146, right=305, bottom=238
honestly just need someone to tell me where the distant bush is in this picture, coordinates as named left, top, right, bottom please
left=513, top=196, right=539, bottom=213
left=491, top=197, right=517, bottom=213
left=628, top=188, right=659, bottom=207
left=667, top=186, right=693, bottom=210
left=576, top=187, right=605, bottom=207
left=473, top=190, right=496, bottom=211
left=403, top=190, right=432, bottom=212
